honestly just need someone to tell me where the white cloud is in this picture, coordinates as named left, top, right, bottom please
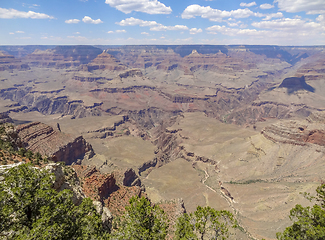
left=67, top=36, right=88, bottom=41
left=15, top=30, right=24, bottom=33
left=189, top=28, right=203, bottom=34
left=65, top=19, right=80, bottom=24
left=0, top=7, right=54, bottom=19
left=252, top=17, right=321, bottom=30
left=9, top=32, right=14, bottom=35
left=116, top=17, right=188, bottom=31
left=107, top=31, right=114, bottom=33
left=260, top=3, right=274, bottom=9
left=105, top=0, right=172, bottom=14
left=82, top=16, right=103, bottom=24
left=181, top=4, right=257, bottom=21
left=117, top=17, right=158, bottom=27
left=240, top=2, right=256, bottom=7
left=74, top=32, right=80, bottom=34
left=150, top=24, right=188, bottom=31
left=275, top=0, right=325, bottom=13
left=317, top=14, right=325, bottom=23
left=206, top=25, right=268, bottom=36
left=116, top=29, right=127, bottom=33
left=141, top=32, right=149, bottom=35
left=22, top=3, right=40, bottom=9
left=307, top=10, right=325, bottom=14
left=263, top=12, right=283, bottom=20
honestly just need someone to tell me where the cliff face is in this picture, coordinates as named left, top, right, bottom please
left=84, top=52, right=127, bottom=71
left=23, top=49, right=78, bottom=68
left=0, top=88, right=103, bottom=118
left=296, top=57, right=325, bottom=81
left=16, top=122, right=94, bottom=164
left=262, top=119, right=325, bottom=147
left=279, top=76, right=315, bottom=93
left=0, top=51, right=29, bottom=71
left=23, top=46, right=103, bottom=68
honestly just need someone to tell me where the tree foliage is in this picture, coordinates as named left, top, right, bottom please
left=175, top=206, right=236, bottom=240
left=277, top=184, right=325, bottom=240
left=0, top=163, right=107, bottom=240
left=111, top=196, right=169, bottom=240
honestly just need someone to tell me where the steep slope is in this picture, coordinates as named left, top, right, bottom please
left=16, top=122, right=94, bottom=164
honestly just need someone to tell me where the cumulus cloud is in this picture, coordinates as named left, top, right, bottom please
left=9, top=32, right=14, bottom=35
left=307, top=10, right=325, bottom=14
left=105, top=0, right=172, bottom=14
left=15, top=30, right=24, bottom=33
left=263, top=12, right=283, bottom=20
left=275, top=0, right=325, bottom=13
left=181, top=4, right=257, bottom=21
left=116, top=17, right=188, bottom=31
left=118, top=17, right=158, bottom=27
left=141, top=32, right=149, bottom=35
left=107, top=31, right=114, bottom=33
left=252, top=17, right=324, bottom=32
left=240, top=2, right=256, bottom=7
left=116, top=29, right=126, bottom=33
left=65, top=19, right=80, bottom=24
left=260, top=3, right=274, bottom=9
left=82, top=16, right=103, bottom=24
left=189, top=28, right=203, bottom=34
left=0, top=7, right=54, bottom=19
left=150, top=24, right=188, bottom=31
left=206, top=25, right=268, bottom=36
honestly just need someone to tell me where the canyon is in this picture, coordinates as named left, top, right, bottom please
left=0, top=44, right=325, bottom=239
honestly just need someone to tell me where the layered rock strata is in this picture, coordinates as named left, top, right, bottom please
left=262, top=119, right=325, bottom=146
left=83, top=52, right=127, bottom=71
left=0, top=51, right=29, bottom=71
left=16, top=122, right=94, bottom=164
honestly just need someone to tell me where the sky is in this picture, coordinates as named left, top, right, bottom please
left=0, top=0, right=325, bottom=46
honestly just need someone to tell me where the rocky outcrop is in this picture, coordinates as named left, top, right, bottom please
left=93, top=200, right=113, bottom=230
left=72, top=165, right=144, bottom=216
left=262, top=120, right=325, bottom=147
left=72, top=165, right=118, bottom=201
left=0, top=113, right=13, bottom=124
left=279, top=76, right=315, bottom=93
left=0, top=88, right=103, bottom=118
left=16, top=122, right=94, bottom=164
left=0, top=51, right=29, bottom=71
left=122, top=168, right=141, bottom=187
left=84, top=52, right=127, bottom=72
left=118, top=69, right=143, bottom=78
left=295, top=57, right=325, bottom=81
left=307, top=111, right=325, bottom=124
left=45, top=163, right=85, bottom=205
left=23, top=49, right=74, bottom=68
left=23, top=46, right=102, bottom=68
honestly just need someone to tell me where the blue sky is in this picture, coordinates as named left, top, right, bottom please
left=1, top=0, right=324, bottom=45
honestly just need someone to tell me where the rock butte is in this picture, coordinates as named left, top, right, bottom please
left=1, top=44, right=325, bottom=240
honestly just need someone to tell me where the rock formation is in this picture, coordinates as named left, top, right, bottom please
left=279, top=76, right=315, bottom=93
left=23, top=45, right=103, bottom=68
left=45, top=163, right=85, bottom=205
left=84, top=52, right=127, bottom=71
left=262, top=119, right=325, bottom=147
left=0, top=51, right=29, bottom=71
left=16, top=122, right=94, bottom=164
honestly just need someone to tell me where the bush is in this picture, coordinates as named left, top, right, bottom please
left=0, top=163, right=108, bottom=239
